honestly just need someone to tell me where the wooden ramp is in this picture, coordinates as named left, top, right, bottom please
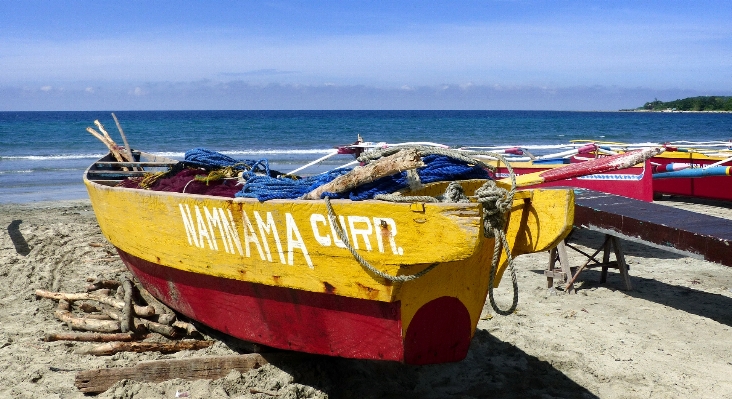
left=572, top=189, right=732, bottom=267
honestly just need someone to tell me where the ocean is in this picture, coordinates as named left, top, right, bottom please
left=1, top=110, right=731, bottom=204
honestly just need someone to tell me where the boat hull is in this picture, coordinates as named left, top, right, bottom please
left=492, top=160, right=653, bottom=202
left=119, top=250, right=415, bottom=361
left=651, top=152, right=732, bottom=201
left=84, top=154, right=574, bottom=364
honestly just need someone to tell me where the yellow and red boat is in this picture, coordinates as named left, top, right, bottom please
left=84, top=148, right=578, bottom=365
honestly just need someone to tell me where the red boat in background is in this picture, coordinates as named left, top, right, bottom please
left=649, top=149, right=732, bottom=202
left=334, top=139, right=730, bottom=204
left=469, top=140, right=732, bottom=203
left=490, top=158, right=654, bottom=202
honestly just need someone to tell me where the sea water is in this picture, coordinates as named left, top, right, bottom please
left=1, top=110, right=731, bottom=204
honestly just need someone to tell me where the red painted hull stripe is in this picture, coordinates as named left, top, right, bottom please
left=116, top=249, right=405, bottom=361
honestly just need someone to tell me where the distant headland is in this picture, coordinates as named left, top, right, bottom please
left=620, top=96, right=732, bottom=112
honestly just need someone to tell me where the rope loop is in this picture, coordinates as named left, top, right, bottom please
left=324, top=196, right=440, bottom=282
left=469, top=152, right=519, bottom=316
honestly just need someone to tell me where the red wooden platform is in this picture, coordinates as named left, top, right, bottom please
left=572, top=189, right=732, bottom=267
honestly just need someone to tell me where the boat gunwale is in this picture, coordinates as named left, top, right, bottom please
left=83, top=151, right=486, bottom=210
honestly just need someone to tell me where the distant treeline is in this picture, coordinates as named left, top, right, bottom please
left=640, top=96, right=732, bottom=111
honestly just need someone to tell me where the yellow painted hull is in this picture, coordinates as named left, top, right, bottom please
left=84, top=153, right=574, bottom=364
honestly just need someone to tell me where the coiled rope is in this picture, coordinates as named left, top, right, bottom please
left=330, top=146, right=521, bottom=314
left=476, top=154, right=519, bottom=315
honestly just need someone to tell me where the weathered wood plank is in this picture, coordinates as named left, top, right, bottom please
left=75, top=353, right=290, bottom=394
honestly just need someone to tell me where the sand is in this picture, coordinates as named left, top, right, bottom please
left=2, top=198, right=732, bottom=398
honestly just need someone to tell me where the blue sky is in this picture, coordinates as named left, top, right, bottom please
left=1, top=1, right=730, bottom=111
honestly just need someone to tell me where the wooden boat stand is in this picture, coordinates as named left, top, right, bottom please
left=545, top=187, right=732, bottom=294
left=545, top=229, right=632, bottom=293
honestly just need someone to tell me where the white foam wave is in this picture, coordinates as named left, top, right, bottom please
left=150, top=149, right=337, bottom=158
left=2, top=148, right=336, bottom=161
left=1, top=154, right=106, bottom=161
left=222, top=149, right=337, bottom=156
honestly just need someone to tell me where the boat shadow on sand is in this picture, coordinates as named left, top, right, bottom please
left=211, top=328, right=598, bottom=399
left=555, top=229, right=732, bottom=327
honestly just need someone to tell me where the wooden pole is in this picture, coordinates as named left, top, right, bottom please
left=135, top=283, right=176, bottom=325
left=120, top=277, right=134, bottom=333
left=54, top=300, right=121, bottom=333
left=85, top=126, right=126, bottom=165
left=77, top=340, right=213, bottom=356
left=111, top=113, right=138, bottom=171
left=86, top=278, right=120, bottom=292
left=102, top=305, right=181, bottom=338
left=44, top=331, right=136, bottom=342
left=172, top=320, right=200, bottom=337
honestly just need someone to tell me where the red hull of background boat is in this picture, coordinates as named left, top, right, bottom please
left=496, top=160, right=654, bottom=202
left=652, top=157, right=732, bottom=202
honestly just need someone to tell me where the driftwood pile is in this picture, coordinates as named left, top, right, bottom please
left=35, top=276, right=211, bottom=356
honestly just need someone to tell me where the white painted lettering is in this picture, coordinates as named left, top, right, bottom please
left=241, top=211, right=266, bottom=260
left=195, top=206, right=214, bottom=250
left=348, top=216, right=373, bottom=251
left=310, top=213, right=331, bottom=246
left=286, top=213, right=313, bottom=268
left=203, top=207, right=222, bottom=252
left=254, top=211, right=286, bottom=264
left=219, top=208, right=243, bottom=256
left=328, top=215, right=348, bottom=248
left=179, top=204, right=201, bottom=248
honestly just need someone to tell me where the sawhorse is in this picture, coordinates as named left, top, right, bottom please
left=545, top=230, right=632, bottom=293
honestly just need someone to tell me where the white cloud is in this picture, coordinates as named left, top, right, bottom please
left=0, top=80, right=718, bottom=111
left=0, top=17, right=729, bottom=92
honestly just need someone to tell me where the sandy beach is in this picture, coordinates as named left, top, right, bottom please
left=2, top=198, right=732, bottom=398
